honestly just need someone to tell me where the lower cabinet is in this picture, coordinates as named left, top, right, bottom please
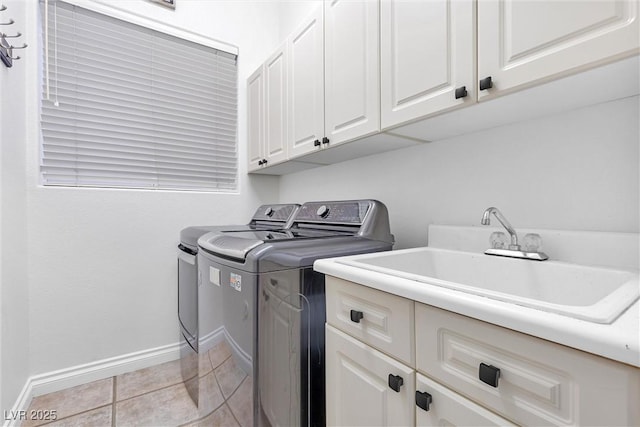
left=325, top=324, right=414, bottom=427
left=325, top=275, right=640, bottom=427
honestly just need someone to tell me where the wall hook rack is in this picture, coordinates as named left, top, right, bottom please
left=0, top=3, right=25, bottom=68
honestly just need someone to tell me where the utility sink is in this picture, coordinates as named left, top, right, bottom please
left=337, top=247, right=640, bottom=324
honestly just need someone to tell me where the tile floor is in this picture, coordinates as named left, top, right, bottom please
left=24, top=341, right=252, bottom=427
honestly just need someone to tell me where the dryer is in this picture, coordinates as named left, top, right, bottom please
left=178, top=203, right=299, bottom=406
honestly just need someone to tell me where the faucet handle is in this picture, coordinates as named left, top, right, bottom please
left=523, top=233, right=543, bottom=252
left=489, top=232, right=508, bottom=249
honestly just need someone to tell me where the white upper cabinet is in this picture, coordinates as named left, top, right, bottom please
left=478, top=0, right=640, bottom=100
left=249, top=0, right=639, bottom=174
left=288, top=5, right=325, bottom=158
left=324, top=0, right=380, bottom=146
left=248, top=43, right=288, bottom=172
left=380, top=0, right=475, bottom=129
left=247, top=66, right=264, bottom=171
left=264, top=43, right=288, bottom=166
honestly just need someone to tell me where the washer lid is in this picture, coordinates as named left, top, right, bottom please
left=199, top=233, right=264, bottom=260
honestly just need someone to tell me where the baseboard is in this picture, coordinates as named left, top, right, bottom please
left=3, top=381, right=32, bottom=427
left=4, top=327, right=229, bottom=427
left=3, top=340, right=182, bottom=427
left=30, top=342, right=184, bottom=398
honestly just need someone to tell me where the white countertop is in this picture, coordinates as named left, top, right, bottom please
left=314, top=253, right=640, bottom=368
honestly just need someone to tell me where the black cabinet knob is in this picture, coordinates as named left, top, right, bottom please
left=262, top=159, right=268, bottom=165
left=258, top=160, right=264, bottom=165
left=350, top=309, right=364, bottom=323
left=479, top=76, right=493, bottom=91
left=313, top=139, right=321, bottom=147
left=388, top=374, right=404, bottom=392
left=479, top=363, right=500, bottom=387
left=322, top=137, right=330, bottom=145
left=415, top=390, right=433, bottom=412
left=455, top=86, right=468, bottom=99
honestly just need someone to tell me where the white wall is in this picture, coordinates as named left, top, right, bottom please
left=18, top=0, right=283, bottom=378
left=280, top=96, right=640, bottom=249
left=0, top=0, right=30, bottom=413
left=277, top=0, right=321, bottom=40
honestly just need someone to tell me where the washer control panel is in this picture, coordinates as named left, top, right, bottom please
left=295, top=201, right=371, bottom=224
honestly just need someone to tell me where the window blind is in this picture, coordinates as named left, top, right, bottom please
left=41, top=1, right=238, bottom=191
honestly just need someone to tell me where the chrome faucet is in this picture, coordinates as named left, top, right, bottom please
left=481, top=207, right=548, bottom=261
left=481, top=207, right=520, bottom=250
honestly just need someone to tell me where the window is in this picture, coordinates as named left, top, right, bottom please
left=40, top=1, right=238, bottom=191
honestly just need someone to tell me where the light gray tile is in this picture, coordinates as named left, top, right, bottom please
left=227, top=376, right=253, bottom=427
left=23, top=378, right=113, bottom=427
left=207, top=341, right=232, bottom=369
left=115, top=383, right=198, bottom=427
left=44, top=405, right=112, bottom=427
left=181, top=404, right=239, bottom=427
left=116, top=359, right=183, bottom=401
left=215, top=356, right=246, bottom=399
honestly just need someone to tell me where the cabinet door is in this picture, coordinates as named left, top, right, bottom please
left=416, top=374, right=515, bottom=427
left=380, top=0, right=475, bottom=129
left=247, top=66, right=264, bottom=171
left=288, top=5, right=325, bottom=159
left=264, top=43, right=288, bottom=166
left=324, top=0, right=380, bottom=146
left=478, top=0, right=640, bottom=100
left=326, top=324, right=414, bottom=427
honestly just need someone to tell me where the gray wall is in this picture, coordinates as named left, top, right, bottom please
left=280, top=96, right=639, bottom=249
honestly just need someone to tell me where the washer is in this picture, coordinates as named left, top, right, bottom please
left=197, top=200, right=394, bottom=427
left=178, top=203, right=300, bottom=406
